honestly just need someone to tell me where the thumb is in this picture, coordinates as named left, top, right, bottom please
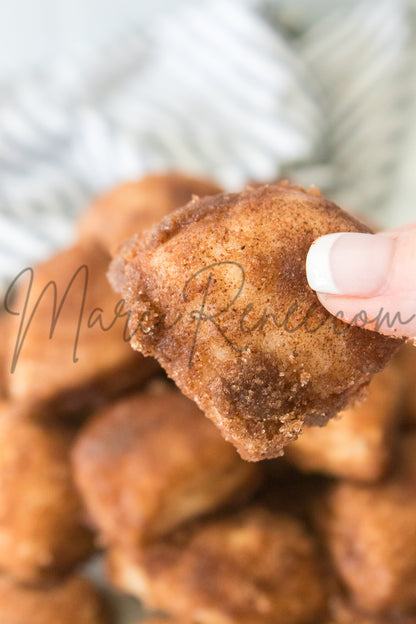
left=306, top=224, right=416, bottom=338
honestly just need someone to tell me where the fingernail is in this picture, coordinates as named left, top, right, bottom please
left=306, top=232, right=395, bottom=296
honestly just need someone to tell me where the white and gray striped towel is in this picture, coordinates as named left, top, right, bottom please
left=0, top=0, right=414, bottom=290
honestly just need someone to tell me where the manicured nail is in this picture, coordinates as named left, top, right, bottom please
left=306, top=232, right=395, bottom=296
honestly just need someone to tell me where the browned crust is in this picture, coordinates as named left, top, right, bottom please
left=107, top=505, right=327, bottom=624
left=314, top=433, right=416, bottom=614
left=109, top=182, right=401, bottom=460
left=72, top=382, right=260, bottom=546
left=0, top=403, right=93, bottom=584
left=78, top=173, right=222, bottom=256
left=4, top=241, right=159, bottom=418
left=285, top=363, right=401, bottom=481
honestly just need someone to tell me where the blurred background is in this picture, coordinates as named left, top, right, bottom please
left=1, top=3, right=415, bottom=622
left=0, top=0, right=416, bottom=289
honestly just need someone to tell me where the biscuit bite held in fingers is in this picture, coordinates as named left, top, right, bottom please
left=107, top=506, right=326, bottom=624
left=4, top=242, right=159, bottom=418
left=0, top=574, right=111, bottom=624
left=78, top=173, right=221, bottom=256
left=72, top=382, right=260, bottom=546
left=314, top=433, right=416, bottom=615
left=109, top=182, right=400, bottom=461
left=286, top=363, right=401, bottom=482
left=0, top=402, right=93, bottom=584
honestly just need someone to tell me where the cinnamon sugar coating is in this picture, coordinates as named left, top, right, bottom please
left=107, top=506, right=326, bottom=624
left=72, top=382, right=260, bottom=546
left=109, top=183, right=400, bottom=460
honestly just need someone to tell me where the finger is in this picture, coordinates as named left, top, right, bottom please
left=379, top=221, right=416, bottom=236
left=316, top=291, right=416, bottom=338
left=306, top=229, right=416, bottom=338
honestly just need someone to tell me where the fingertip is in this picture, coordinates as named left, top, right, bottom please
left=307, top=232, right=394, bottom=297
left=306, top=233, right=343, bottom=294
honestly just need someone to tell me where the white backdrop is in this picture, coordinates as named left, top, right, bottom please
left=0, top=0, right=415, bottom=229
left=0, top=0, right=170, bottom=79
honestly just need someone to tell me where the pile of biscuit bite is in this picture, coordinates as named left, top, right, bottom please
left=0, top=174, right=415, bottom=624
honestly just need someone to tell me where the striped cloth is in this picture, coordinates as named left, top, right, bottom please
left=0, top=0, right=413, bottom=291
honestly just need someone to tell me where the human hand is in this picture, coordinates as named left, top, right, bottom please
left=306, top=223, right=416, bottom=339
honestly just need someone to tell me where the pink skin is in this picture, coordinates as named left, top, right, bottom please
left=307, top=223, right=416, bottom=339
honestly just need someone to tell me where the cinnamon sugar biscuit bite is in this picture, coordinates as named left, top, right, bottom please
left=0, top=574, right=111, bottom=624
left=314, top=433, right=416, bottom=614
left=107, top=506, right=326, bottom=624
left=0, top=402, right=93, bottom=584
left=72, top=382, right=260, bottom=546
left=4, top=242, right=159, bottom=418
left=78, top=173, right=221, bottom=256
left=109, top=182, right=400, bottom=461
left=286, top=363, right=401, bottom=482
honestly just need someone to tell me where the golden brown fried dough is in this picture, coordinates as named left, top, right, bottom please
left=72, top=382, right=260, bottom=546
left=314, top=433, right=416, bottom=614
left=78, top=173, right=221, bottom=256
left=4, top=242, right=159, bottom=417
left=286, top=364, right=401, bottom=481
left=0, top=574, right=111, bottom=624
left=109, top=182, right=400, bottom=461
left=107, top=506, right=326, bottom=624
left=0, top=402, right=93, bottom=584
